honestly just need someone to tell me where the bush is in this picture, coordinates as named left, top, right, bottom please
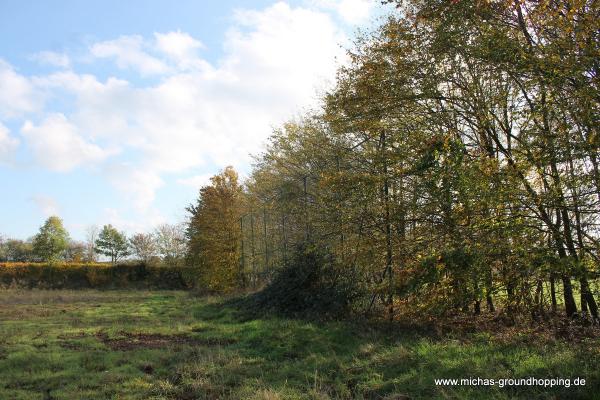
left=247, top=243, right=363, bottom=318
left=0, top=262, right=192, bottom=290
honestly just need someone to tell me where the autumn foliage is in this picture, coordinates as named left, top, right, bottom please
left=186, top=166, right=245, bottom=292
left=233, top=0, right=600, bottom=321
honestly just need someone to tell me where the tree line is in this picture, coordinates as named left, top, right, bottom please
left=186, top=0, right=600, bottom=321
left=0, top=217, right=186, bottom=265
left=3, top=0, right=597, bottom=322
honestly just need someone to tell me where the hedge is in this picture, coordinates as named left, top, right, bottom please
left=0, top=262, right=196, bottom=290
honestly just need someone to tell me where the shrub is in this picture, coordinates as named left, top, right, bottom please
left=0, top=262, right=192, bottom=290
left=247, top=243, right=363, bottom=318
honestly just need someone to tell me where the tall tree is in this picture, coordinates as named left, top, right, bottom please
left=242, top=0, right=599, bottom=321
left=32, top=216, right=69, bottom=263
left=187, top=166, right=244, bottom=291
left=95, top=225, right=130, bottom=264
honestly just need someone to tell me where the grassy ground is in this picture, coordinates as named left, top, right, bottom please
left=0, top=290, right=598, bottom=399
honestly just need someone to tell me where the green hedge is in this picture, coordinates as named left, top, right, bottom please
left=0, top=262, right=195, bottom=290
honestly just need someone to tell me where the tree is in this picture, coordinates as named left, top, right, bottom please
left=241, top=0, right=600, bottom=321
left=4, top=239, right=34, bottom=262
left=65, top=241, right=86, bottom=262
left=187, top=166, right=244, bottom=291
left=84, top=225, right=100, bottom=262
left=32, top=216, right=70, bottom=262
left=155, top=224, right=186, bottom=265
left=129, top=232, right=157, bottom=262
left=95, top=225, right=130, bottom=264
left=0, top=234, right=6, bottom=262
left=382, top=0, right=600, bottom=318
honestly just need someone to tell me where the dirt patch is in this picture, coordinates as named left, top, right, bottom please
left=59, top=341, right=88, bottom=350
left=57, top=331, right=93, bottom=350
left=57, top=331, right=88, bottom=339
left=194, top=337, right=238, bottom=346
left=95, top=331, right=236, bottom=351
left=141, top=364, right=154, bottom=374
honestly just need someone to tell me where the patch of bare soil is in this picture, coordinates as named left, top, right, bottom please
left=58, top=341, right=88, bottom=350
left=57, top=331, right=88, bottom=339
left=56, top=331, right=91, bottom=350
left=95, top=331, right=237, bottom=350
left=141, top=364, right=154, bottom=374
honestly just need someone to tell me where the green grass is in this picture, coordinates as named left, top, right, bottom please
left=0, top=290, right=598, bottom=399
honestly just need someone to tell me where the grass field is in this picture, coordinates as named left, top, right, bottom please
left=0, top=290, right=598, bottom=399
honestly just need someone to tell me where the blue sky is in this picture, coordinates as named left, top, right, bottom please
left=0, top=0, right=379, bottom=241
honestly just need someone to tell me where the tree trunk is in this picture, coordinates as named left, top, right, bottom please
left=550, top=274, right=557, bottom=313
left=239, top=216, right=245, bottom=287
left=485, top=268, right=495, bottom=312
left=474, top=300, right=481, bottom=315
left=562, top=275, right=577, bottom=317
left=580, top=277, right=598, bottom=320
left=263, top=207, right=269, bottom=274
left=250, top=211, right=256, bottom=287
left=380, top=130, right=394, bottom=322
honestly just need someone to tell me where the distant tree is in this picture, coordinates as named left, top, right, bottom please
left=84, top=225, right=100, bottom=262
left=95, top=225, right=130, bottom=264
left=129, top=232, right=157, bottom=262
left=0, top=234, right=6, bottom=262
left=154, top=224, right=186, bottom=265
left=32, top=216, right=70, bottom=262
left=65, top=241, right=86, bottom=262
left=4, top=239, right=34, bottom=262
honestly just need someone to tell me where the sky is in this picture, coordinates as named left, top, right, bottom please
left=0, top=0, right=380, bottom=241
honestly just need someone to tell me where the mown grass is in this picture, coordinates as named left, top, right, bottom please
left=0, top=290, right=598, bottom=399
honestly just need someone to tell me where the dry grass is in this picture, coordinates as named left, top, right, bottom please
left=0, top=290, right=598, bottom=399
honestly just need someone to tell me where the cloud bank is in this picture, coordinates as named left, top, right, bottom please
left=0, top=1, right=373, bottom=232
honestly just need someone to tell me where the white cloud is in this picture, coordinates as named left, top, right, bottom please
left=33, top=72, right=133, bottom=143
left=177, top=173, right=214, bottom=188
left=4, top=2, right=351, bottom=224
left=31, top=51, right=71, bottom=68
left=91, top=35, right=170, bottom=76
left=0, top=60, right=40, bottom=118
left=310, top=0, right=374, bottom=24
left=30, top=195, right=60, bottom=217
left=227, top=2, right=345, bottom=90
left=154, top=31, right=205, bottom=69
left=336, top=0, right=373, bottom=24
left=21, top=113, right=116, bottom=172
left=105, top=164, right=164, bottom=212
left=72, top=2, right=345, bottom=170
left=102, top=207, right=166, bottom=235
left=47, top=2, right=345, bottom=195
left=0, top=122, right=19, bottom=163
